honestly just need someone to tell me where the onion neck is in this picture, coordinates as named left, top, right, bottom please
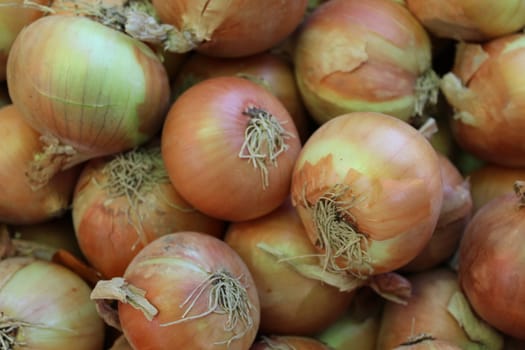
left=0, top=314, right=34, bottom=350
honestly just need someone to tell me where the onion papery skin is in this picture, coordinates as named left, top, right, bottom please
left=291, top=112, right=443, bottom=276
left=0, top=104, right=80, bottom=225
left=50, top=0, right=127, bottom=14
left=441, top=34, right=525, bottom=167
left=458, top=191, right=525, bottom=339
left=151, top=0, right=308, bottom=58
left=171, top=52, right=313, bottom=143
left=72, top=146, right=226, bottom=278
left=162, top=76, right=302, bottom=222
left=6, top=15, right=170, bottom=165
left=0, top=257, right=105, bottom=350
left=377, top=268, right=495, bottom=349
left=406, top=0, right=525, bottom=42
left=250, top=335, right=331, bottom=350
left=118, top=232, right=260, bottom=350
left=0, top=0, right=49, bottom=81
left=294, top=0, right=433, bottom=125
left=224, top=200, right=355, bottom=335
left=402, top=154, right=472, bottom=272
left=468, top=164, right=525, bottom=213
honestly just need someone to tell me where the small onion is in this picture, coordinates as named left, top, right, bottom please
left=171, top=52, right=314, bottom=143
left=162, top=76, right=301, bottom=222
left=468, top=163, right=525, bottom=213
left=91, top=232, right=260, bottom=350
left=250, top=335, right=331, bottom=350
left=291, top=112, right=443, bottom=277
left=377, top=268, right=504, bottom=349
left=294, top=0, right=437, bottom=125
left=441, top=34, right=525, bottom=167
left=224, top=199, right=355, bottom=335
left=0, top=104, right=80, bottom=225
left=406, top=0, right=525, bottom=42
left=72, top=145, right=226, bottom=278
left=150, top=0, right=308, bottom=57
left=7, top=14, right=170, bottom=188
left=0, top=256, right=106, bottom=350
left=458, top=182, right=525, bottom=339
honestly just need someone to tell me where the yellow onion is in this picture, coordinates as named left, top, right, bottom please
left=7, top=14, right=170, bottom=188
left=290, top=112, right=443, bottom=278
left=0, top=0, right=49, bottom=81
left=441, top=34, right=525, bottom=167
left=406, top=0, right=525, bottom=42
left=0, top=256, right=106, bottom=350
left=0, top=104, right=80, bottom=225
left=294, top=0, right=437, bottom=125
left=150, top=0, right=308, bottom=57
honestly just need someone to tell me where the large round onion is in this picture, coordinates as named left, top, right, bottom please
left=7, top=14, right=170, bottom=188
left=294, top=0, right=437, bottom=125
left=291, top=111, right=443, bottom=278
left=440, top=34, right=525, bottom=167
left=150, top=0, right=308, bottom=57
left=406, top=0, right=525, bottom=42
left=458, top=183, right=525, bottom=339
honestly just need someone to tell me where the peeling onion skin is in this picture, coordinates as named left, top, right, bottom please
left=6, top=15, right=170, bottom=161
left=290, top=112, right=443, bottom=277
left=458, top=191, right=525, bottom=340
left=118, top=232, right=260, bottom=350
left=151, top=0, right=308, bottom=58
left=441, top=34, right=525, bottom=167
left=0, top=105, right=80, bottom=225
left=0, top=257, right=106, bottom=350
left=294, top=0, right=433, bottom=125
left=406, top=0, right=525, bottom=42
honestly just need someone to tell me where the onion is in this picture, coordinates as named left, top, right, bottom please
left=162, top=76, right=301, bottom=222
left=440, top=34, right=525, bottom=167
left=402, top=154, right=472, bottom=272
left=250, top=335, right=331, bottom=350
left=72, top=144, right=226, bottom=278
left=91, top=231, right=260, bottom=350
left=290, top=111, right=443, bottom=278
left=171, top=52, right=314, bottom=143
left=0, top=104, right=80, bottom=225
left=377, top=268, right=504, bottom=349
left=6, top=14, right=170, bottom=188
left=468, top=164, right=525, bottom=213
left=294, top=0, right=438, bottom=125
left=0, top=0, right=49, bottom=81
left=224, top=199, right=355, bottom=335
left=458, top=182, right=525, bottom=339
left=393, top=336, right=463, bottom=350
left=406, top=0, right=525, bottom=42
left=149, top=0, right=308, bottom=57
left=0, top=256, right=106, bottom=349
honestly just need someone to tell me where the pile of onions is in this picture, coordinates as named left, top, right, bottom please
left=0, top=104, right=80, bottom=225
left=402, top=154, right=472, bottom=272
left=162, top=76, right=302, bottom=222
left=440, top=33, right=525, bottom=167
left=294, top=0, right=438, bottom=125
left=406, top=0, right=525, bottom=42
left=0, top=256, right=105, bottom=349
left=72, top=144, right=226, bottom=278
left=468, top=164, right=525, bottom=213
left=224, top=199, right=355, bottom=335
left=458, top=182, right=525, bottom=339
left=149, top=0, right=308, bottom=57
left=250, top=335, right=331, bottom=350
left=290, top=111, right=443, bottom=279
left=377, top=268, right=504, bottom=349
left=91, top=231, right=260, bottom=350
left=0, top=0, right=49, bottom=81
left=171, top=52, right=313, bottom=143
left=6, top=14, right=170, bottom=188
